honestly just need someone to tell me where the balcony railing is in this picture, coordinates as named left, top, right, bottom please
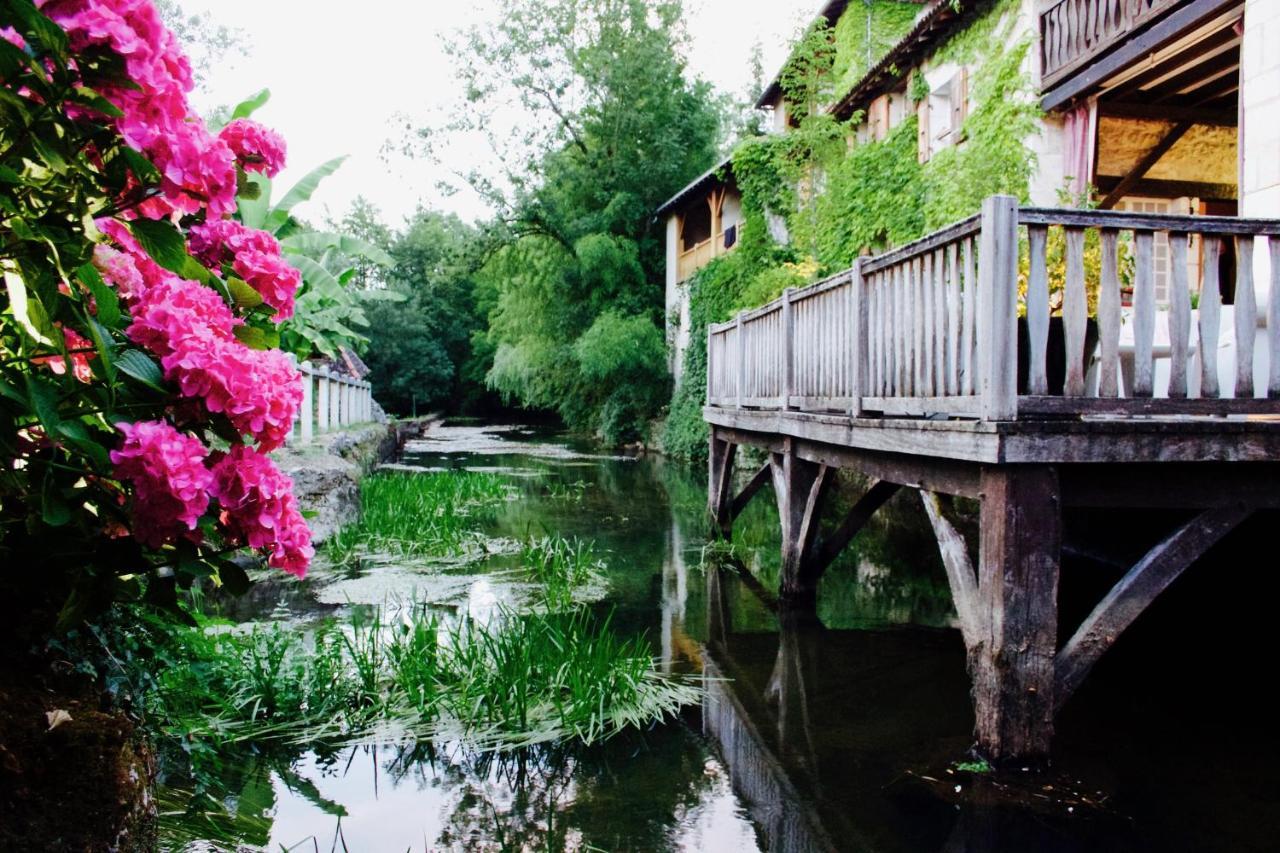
left=707, top=196, right=1280, bottom=421
left=1040, top=0, right=1182, bottom=89
left=678, top=229, right=738, bottom=282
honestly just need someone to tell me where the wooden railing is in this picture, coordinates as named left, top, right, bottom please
left=678, top=228, right=738, bottom=282
left=1040, top=0, right=1182, bottom=88
left=706, top=195, right=1280, bottom=421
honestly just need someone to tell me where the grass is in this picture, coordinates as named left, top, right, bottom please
left=326, top=471, right=515, bottom=566
left=110, top=600, right=697, bottom=752
left=521, top=536, right=605, bottom=608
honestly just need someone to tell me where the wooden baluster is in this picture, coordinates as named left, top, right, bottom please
left=1168, top=232, right=1191, bottom=399
left=962, top=237, right=977, bottom=395
left=735, top=317, right=745, bottom=408
left=922, top=251, right=935, bottom=397
left=895, top=263, right=906, bottom=395
left=1199, top=236, right=1222, bottom=399
left=911, top=256, right=923, bottom=395
left=933, top=249, right=946, bottom=394
left=1235, top=236, right=1256, bottom=398
left=1270, top=238, right=1280, bottom=399
left=1063, top=227, right=1088, bottom=396
left=1132, top=231, right=1156, bottom=397
left=851, top=265, right=864, bottom=414
left=946, top=242, right=961, bottom=396
left=869, top=275, right=880, bottom=396
left=1098, top=228, right=1122, bottom=398
left=1026, top=225, right=1050, bottom=396
left=782, top=290, right=794, bottom=408
left=978, top=195, right=1019, bottom=420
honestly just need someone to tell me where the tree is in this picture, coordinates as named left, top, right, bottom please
left=408, top=0, right=725, bottom=443
left=362, top=209, right=495, bottom=415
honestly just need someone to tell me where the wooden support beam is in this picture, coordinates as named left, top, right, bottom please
left=708, top=433, right=737, bottom=538
left=770, top=446, right=832, bottom=602
left=1099, top=120, right=1194, bottom=210
left=920, top=491, right=983, bottom=650
left=810, top=480, right=903, bottom=583
left=1097, top=101, right=1237, bottom=126
left=971, top=466, right=1062, bottom=765
left=1054, top=505, right=1250, bottom=711
left=729, top=463, right=772, bottom=523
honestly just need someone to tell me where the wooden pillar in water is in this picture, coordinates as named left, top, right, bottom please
left=770, top=442, right=831, bottom=603
left=971, top=466, right=1061, bottom=764
left=708, top=431, right=737, bottom=538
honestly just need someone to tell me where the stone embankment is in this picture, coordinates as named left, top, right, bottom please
left=275, top=416, right=437, bottom=542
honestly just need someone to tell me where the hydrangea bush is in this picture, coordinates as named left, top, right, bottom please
left=1, top=0, right=312, bottom=627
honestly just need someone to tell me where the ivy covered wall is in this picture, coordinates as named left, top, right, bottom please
left=662, top=0, right=1041, bottom=461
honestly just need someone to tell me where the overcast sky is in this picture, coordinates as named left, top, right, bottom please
left=172, top=0, right=816, bottom=231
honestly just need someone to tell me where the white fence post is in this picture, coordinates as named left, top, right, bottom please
left=978, top=195, right=1020, bottom=421
left=317, top=367, right=331, bottom=433
left=300, top=362, right=314, bottom=442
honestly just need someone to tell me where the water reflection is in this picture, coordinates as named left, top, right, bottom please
left=163, top=423, right=1280, bottom=852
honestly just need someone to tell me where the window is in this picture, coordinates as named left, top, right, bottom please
left=917, top=67, right=968, bottom=163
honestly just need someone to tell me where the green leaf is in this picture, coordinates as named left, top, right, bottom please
left=287, top=254, right=345, bottom=298
left=2, top=0, right=69, bottom=59
left=24, top=374, right=61, bottom=432
left=116, top=349, right=166, bottom=392
left=230, top=88, right=271, bottom=121
left=84, top=316, right=116, bottom=383
left=359, top=288, right=408, bottom=303
left=234, top=325, right=281, bottom=350
left=215, top=558, right=253, bottom=596
left=72, top=86, right=124, bottom=118
left=126, top=218, right=188, bottom=274
left=78, top=263, right=121, bottom=327
left=237, top=173, right=272, bottom=230
left=265, top=156, right=348, bottom=233
left=4, top=269, right=55, bottom=344
left=279, top=232, right=395, bottom=266
left=226, top=276, right=264, bottom=310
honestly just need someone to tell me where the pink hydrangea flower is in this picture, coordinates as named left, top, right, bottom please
left=37, top=0, right=237, bottom=216
left=109, top=419, right=213, bottom=548
left=188, top=219, right=300, bottom=320
left=1, top=26, right=25, bottom=50
left=219, top=119, right=287, bottom=178
left=210, top=445, right=313, bottom=576
left=33, top=326, right=97, bottom=383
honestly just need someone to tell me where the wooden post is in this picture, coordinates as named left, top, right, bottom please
left=708, top=432, right=737, bottom=538
left=782, top=288, right=795, bottom=410
left=850, top=259, right=865, bottom=417
left=735, top=316, right=745, bottom=409
left=978, top=196, right=1019, bottom=420
left=300, top=363, right=314, bottom=442
left=971, top=465, right=1061, bottom=765
left=316, top=367, right=330, bottom=433
left=770, top=443, right=831, bottom=603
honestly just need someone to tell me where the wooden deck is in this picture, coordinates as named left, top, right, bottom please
left=703, top=196, right=1280, bottom=764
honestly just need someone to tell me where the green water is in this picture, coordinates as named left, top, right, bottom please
left=160, top=422, right=1280, bottom=852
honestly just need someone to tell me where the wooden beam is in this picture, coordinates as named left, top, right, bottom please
left=1101, top=25, right=1240, bottom=102
left=809, top=480, right=903, bottom=583
left=1054, top=506, right=1251, bottom=711
left=708, top=434, right=737, bottom=538
left=1041, top=0, right=1242, bottom=113
left=1097, top=101, right=1237, bottom=126
left=970, top=466, right=1062, bottom=765
left=1099, top=120, right=1194, bottom=210
left=770, top=448, right=833, bottom=601
left=920, top=491, right=983, bottom=650
left=1092, top=176, right=1237, bottom=202
left=729, top=463, right=772, bottom=522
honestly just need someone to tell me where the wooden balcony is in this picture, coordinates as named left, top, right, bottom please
left=677, top=229, right=735, bottom=283
left=1040, top=0, right=1184, bottom=90
left=706, top=196, right=1280, bottom=425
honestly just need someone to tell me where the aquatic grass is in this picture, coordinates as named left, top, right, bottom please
left=325, top=471, right=516, bottom=566
left=521, top=536, right=606, bottom=608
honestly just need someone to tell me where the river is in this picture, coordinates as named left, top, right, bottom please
left=161, top=421, right=1280, bottom=852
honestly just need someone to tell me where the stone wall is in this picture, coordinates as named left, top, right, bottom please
left=274, top=423, right=398, bottom=544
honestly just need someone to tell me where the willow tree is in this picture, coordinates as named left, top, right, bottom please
left=419, top=0, right=725, bottom=443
